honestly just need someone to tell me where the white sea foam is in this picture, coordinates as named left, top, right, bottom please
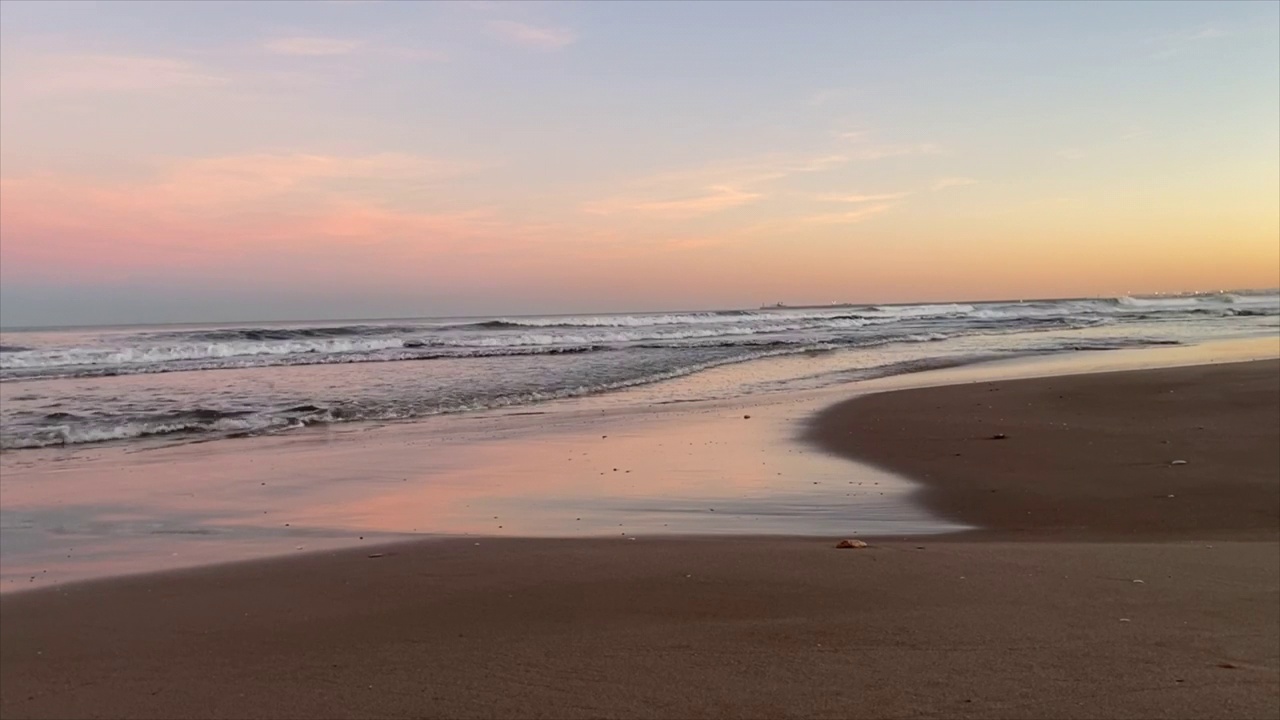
left=1113, top=293, right=1278, bottom=310
left=0, top=342, right=839, bottom=449
left=1, top=293, right=1273, bottom=379
left=4, top=288, right=1274, bottom=452
left=2, top=414, right=292, bottom=450
left=428, top=323, right=827, bottom=347
left=0, top=338, right=408, bottom=370
left=869, top=303, right=975, bottom=317
left=0, top=320, right=854, bottom=369
left=484, top=309, right=868, bottom=327
left=1115, top=295, right=1213, bottom=309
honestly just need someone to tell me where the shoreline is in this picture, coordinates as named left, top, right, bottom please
left=5, top=357, right=1274, bottom=592
left=2, top=339, right=1276, bottom=593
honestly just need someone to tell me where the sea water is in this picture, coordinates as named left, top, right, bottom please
left=3, top=292, right=1276, bottom=452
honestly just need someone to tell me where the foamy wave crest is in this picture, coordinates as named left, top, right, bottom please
left=425, top=323, right=841, bottom=348
left=0, top=345, right=614, bottom=381
left=1, top=318, right=876, bottom=374
left=869, top=303, right=975, bottom=318
left=139, top=324, right=430, bottom=343
left=470, top=313, right=739, bottom=328
left=1112, top=293, right=1279, bottom=311
left=0, top=337, right=408, bottom=370
left=472, top=308, right=886, bottom=328
left=3, top=292, right=1274, bottom=382
left=1115, top=295, right=1217, bottom=309
left=3, top=412, right=295, bottom=450
left=2, top=343, right=838, bottom=449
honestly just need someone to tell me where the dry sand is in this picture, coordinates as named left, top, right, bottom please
left=2, top=360, right=1277, bottom=719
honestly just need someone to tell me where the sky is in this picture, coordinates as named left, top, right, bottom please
left=0, top=0, right=1277, bottom=326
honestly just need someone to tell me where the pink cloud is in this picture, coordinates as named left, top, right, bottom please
left=263, top=37, right=363, bottom=56
left=3, top=54, right=228, bottom=96
left=489, top=21, right=577, bottom=50
left=0, top=154, right=542, bottom=286
left=816, top=191, right=911, bottom=203
left=798, top=203, right=898, bottom=225
left=581, top=152, right=852, bottom=219
left=585, top=185, right=762, bottom=218
left=931, top=177, right=978, bottom=191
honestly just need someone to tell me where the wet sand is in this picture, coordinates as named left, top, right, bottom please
left=2, top=360, right=1278, bottom=719
left=807, top=358, right=1280, bottom=541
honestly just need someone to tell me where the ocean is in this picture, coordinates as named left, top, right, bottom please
left=2, top=292, right=1277, bottom=453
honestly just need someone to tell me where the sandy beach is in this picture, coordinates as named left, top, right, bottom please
left=4, top=1, right=1277, bottom=717
left=2, top=359, right=1278, bottom=719
left=807, top=359, right=1280, bottom=541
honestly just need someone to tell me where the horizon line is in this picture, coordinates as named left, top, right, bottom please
left=3, top=286, right=1276, bottom=333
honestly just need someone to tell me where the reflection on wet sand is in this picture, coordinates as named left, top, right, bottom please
left=1, top=395, right=957, bottom=590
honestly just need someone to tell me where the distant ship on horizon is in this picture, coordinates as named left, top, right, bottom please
left=760, top=301, right=848, bottom=310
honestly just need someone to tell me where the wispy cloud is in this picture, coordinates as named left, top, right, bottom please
left=584, top=185, right=762, bottom=218
left=809, top=88, right=845, bottom=107
left=799, top=203, right=897, bottom=225
left=490, top=20, right=577, bottom=50
left=848, top=142, right=942, bottom=160
left=3, top=54, right=228, bottom=95
left=261, top=35, right=445, bottom=62
left=931, top=177, right=977, bottom=191
left=817, top=191, right=911, bottom=203
left=583, top=152, right=850, bottom=218
left=379, top=46, right=449, bottom=62
left=264, top=36, right=364, bottom=56
left=581, top=127, right=942, bottom=221
left=629, top=186, right=762, bottom=216
left=835, top=130, right=869, bottom=141
left=1190, top=27, right=1228, bottom=40
left=0, top=153, right=525, bottom=283
left=836, top=131, right=943, bottom=160
left=145, top=153, right=479, bottom=207
left=1147, top=25, right=1230, bottom=60
left=788, top=154, right=848, bottom=174
left=654, top=153, right=851, bottom=188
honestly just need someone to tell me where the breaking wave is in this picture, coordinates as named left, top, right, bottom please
left=1, top=342, right=832, bottom=449
left=2, top=292, right=1274, bottom=379
left=1, top=291, right=1276, bottom=451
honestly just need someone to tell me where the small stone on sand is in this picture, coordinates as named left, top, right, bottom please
left=836, top=539, right=868, bottom=549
